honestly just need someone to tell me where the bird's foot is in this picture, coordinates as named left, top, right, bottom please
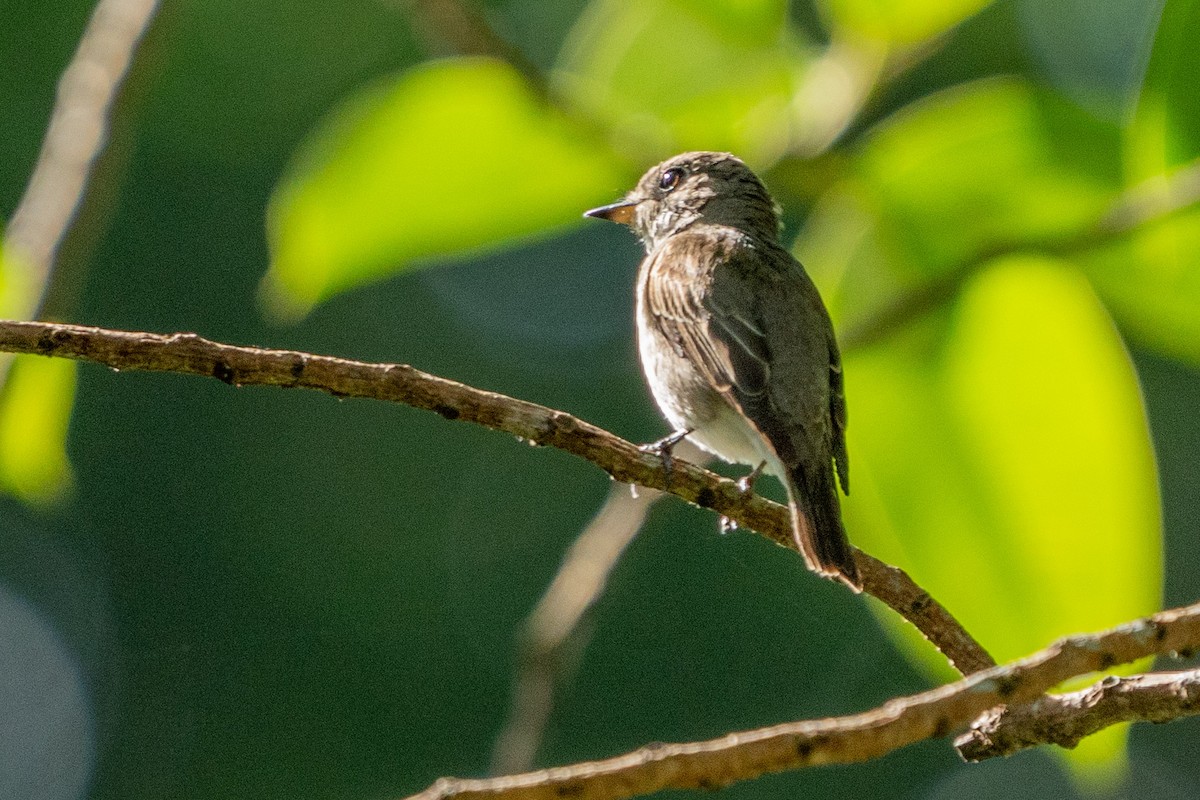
left=638, top=429, right=692, bottom=489
left=720, top=461, right=767, bottom=534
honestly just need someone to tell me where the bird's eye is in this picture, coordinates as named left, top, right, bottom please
left=659, top=168, right=683, bottom=192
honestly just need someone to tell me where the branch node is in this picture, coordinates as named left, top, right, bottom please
left=212, top=359, right=235, bottom=385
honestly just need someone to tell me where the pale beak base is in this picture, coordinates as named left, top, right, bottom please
left=584, top=200, right=637, bottom=226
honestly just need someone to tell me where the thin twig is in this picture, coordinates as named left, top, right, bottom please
left=4, top=0, right=161, bottom=312
left=956, top=666, right=1200, bottom=761
left=0, top=319, right=993, bottom=673
left=841, top=157, right=1200, bottom=351
left=408, top=603, right=1200, bottom=800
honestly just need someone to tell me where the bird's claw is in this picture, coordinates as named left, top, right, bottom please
left=639, top=429, right=692, bottom=489
left=720, top=461, right=767, bottom=534
left=737, top=461, right=767, bottom=494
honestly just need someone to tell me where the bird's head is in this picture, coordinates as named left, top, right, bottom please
left=585, top=151, right=781, bottom=250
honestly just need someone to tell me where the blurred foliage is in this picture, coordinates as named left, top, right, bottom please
left=801, top=77, right=1121, bottom=329
left=847, top=257, right=1160, bottom=670
left=266, top=58, right=625, bottom=318
left=0, top=240, right=40, bottom=320
left=553, top=0, right=801, bottom=164
left=5, top=0, right=1200, bottom=798
left=0, top=354, right=76, bottom=503
left=821, top=0, right=994, bottom=43
left=1, top=237, right=80, bottom=503
left=1086, top=0, right=1200, bottom=363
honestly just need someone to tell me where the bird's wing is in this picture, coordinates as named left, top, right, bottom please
left=641, top=236, right=768, bottom=400
left=642, top=232, right=841, bottom=471
left=704, top=240, right=859, bottom=587
left=646, top=232, right=859, bottom=588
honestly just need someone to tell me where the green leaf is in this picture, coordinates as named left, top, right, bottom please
left=1083, top=205, right=1200, bottom=363
left=555, top=0, right=802, bottom=166
left=844, top=256, right=1161, bottom=670
left=0, top=239, right=79, bottom=506
left=799, top=78, right=1121, bottom=330
left=0, top=355, right=77, bottom=504
left=265, top=57, right=626, bottom=318
left=817, top=0, right=994, bottom=44
left=1128, top=0, right=1200, bottom=174
left=1084, top=0, right=1200, bottom=363
left=0, top=240, right=41, bottom=320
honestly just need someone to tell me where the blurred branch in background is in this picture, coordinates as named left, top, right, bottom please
left=0, top=318, right=992, bottom=673
left=0, top=0, right=160, bottom=501
left=410, top=602, right=1200, bottom=800
left=842, top=155, right=1200, bottom=351
left=958, top=667, right=1200, bottom=762
left=791, top=36, right=888, bottom=158
left=489, top=449, right=701, bottom=775
left=792, top=30, right=947, bottom=159
left=3, top=0, right=160, bottom=319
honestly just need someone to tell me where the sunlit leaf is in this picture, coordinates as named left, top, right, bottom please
left=0, top=240, right=41, bottom=321
left=799, top=78, right=1121, bottom=331
left=555, top=0, right=803, bottom=167
left=265, top=57, right=627, bottom=318
left=845, top=255, right=1160, bottom=672
left=0, top=355, right=77, bottom=504
left=818, top=0, right=994, bottom=44
left=0, top=239, right=78, bottom=506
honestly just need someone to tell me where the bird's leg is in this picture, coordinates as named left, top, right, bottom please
left=638, top=428, right=692, bottom=489
left=720, top=461, right=767, bottom=533
left=736, top=461, right=767, bottom=493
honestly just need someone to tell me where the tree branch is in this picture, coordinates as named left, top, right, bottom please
left=4, top=0, right=160, bottom=309
left=408, top=603, right=1200, bottom=800
left=0, top=318, right=993, bottom=675
left=956, top=666, right=1200, bottom=761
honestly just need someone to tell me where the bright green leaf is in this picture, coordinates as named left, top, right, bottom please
left=0, top=238, right=79, bottom=506
left=0, top=245, right=39, bottom=321
left=0, top=355, right=77, bottom=504
left=555, top=0, right=803, bottom=166
left=818, top=0, right=994, bottom=44
left=265, top=57, right=626, bottom=318
left=845, top=255, right=1161, bottom=672
left=857, top=79, right=1120, bottom=274
left=800, top=78, right=1122, bottom=331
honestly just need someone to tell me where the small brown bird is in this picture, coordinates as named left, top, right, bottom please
left=585, top=151, right=860, bottom=591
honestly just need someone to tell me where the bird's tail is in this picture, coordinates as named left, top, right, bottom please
left=787, top=464, right=861, bottom=592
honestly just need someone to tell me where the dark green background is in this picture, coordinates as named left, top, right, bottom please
left=2, top=1, right=1199, bottom=798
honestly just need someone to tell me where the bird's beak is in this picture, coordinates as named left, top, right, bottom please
left=584, top=199, right=638, bottom=226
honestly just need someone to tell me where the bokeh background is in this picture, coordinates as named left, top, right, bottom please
left=2, top=0, right=1200, bottom=798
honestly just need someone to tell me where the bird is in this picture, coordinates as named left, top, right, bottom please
left=585, top=151, right=860, bottom=591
